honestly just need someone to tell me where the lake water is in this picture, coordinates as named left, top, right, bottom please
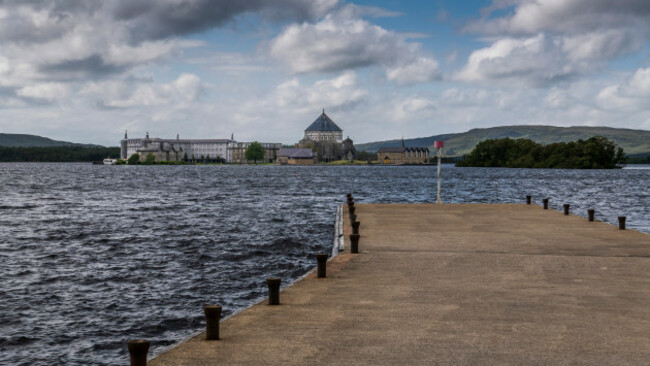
left=1, top=163, right=649, bottom=365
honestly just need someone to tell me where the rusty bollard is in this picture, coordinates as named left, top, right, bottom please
left=352, top=221, right=360, bottom=235
left=588, top=209, right=595, bottom=222
left=317, top=253, right=328, bottom=278
left=563, top=204, right=570, bottom=215
left=526, top=195, right=531, bottom=204
left=267, top=278, right=281, bottom=305
left=128, top=340, right=149, bottom=366
left=543, top=198, right=549, bottom=210
left=204, top=305, right=222, bottom=340
left=618, top=216, right=626, bottom=230
left=350, top=234, right=360, bottom=253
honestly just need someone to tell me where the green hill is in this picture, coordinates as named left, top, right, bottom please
left=0, top=133, right=100, bottom=147
left=356, top=126, right=650, bottom=157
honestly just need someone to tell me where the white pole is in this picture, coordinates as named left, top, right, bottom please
left=436, top=147, right=442, bottom=204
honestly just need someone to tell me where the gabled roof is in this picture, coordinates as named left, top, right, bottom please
left=305, top=110, right=342, bottom=132
left=378, top=146, right=429, bottom=153
left=278, top=148, right=314, bottom=158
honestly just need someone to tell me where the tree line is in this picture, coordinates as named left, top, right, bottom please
left=456, top=136, right=626, bottom=169
left=0, top=146, right=120, bottom=162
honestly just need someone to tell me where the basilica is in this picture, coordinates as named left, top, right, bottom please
left=297, top=110, right=355, bottom=162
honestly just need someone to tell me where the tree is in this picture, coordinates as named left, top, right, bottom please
left=127, top=153, right=140, bottom=165
left=245, top=141, right=265, bottom=164
left=144, top=153, right=156, bottom=164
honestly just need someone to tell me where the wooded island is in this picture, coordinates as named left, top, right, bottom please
left=456, top=136, right=626, bottom=169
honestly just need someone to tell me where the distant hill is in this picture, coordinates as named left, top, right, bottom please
left=356, top=126, right=650, bottom=157
left=0, top=133, right=100, bottom=147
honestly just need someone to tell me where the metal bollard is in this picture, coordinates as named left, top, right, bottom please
left=588, top=209, right=595, bottom=222
left=543, top=198, right=549, bottom=210
left=350, top=234, right=360, bottom=253
left=128, top=340, right=149, bottom=366
left=317, top=253, right=328, bottom=278
left=204, top=305, right=222, bottom=340
left=563, top=204, right=570, bottom=215
left=526, top=195, right=531, bottom=205
left=618, top=216, right=626, bottom=230
left=267, top=278, right=281, bottom=305
left=352, top=221, right=360, bottom=235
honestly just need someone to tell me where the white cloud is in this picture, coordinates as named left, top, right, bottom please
left=269, top=6, right=439, bottom=84
left=456, top=34, right=584, bottom=86
left=16, top=82, right=69, bottom=102
left=597, top=68, right=650, bottom=110
left=81, top=73, right=204, bottom=108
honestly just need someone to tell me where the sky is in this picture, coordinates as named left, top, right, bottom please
left=1, top=0, right=650, bottom=146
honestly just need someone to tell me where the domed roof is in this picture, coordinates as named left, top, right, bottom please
left=305, top=110, right=342, bottom=132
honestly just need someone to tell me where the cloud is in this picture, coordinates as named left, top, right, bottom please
left=465, top=0, right=650, bottom=62
left=109, top=0, right=339, bottom=43
left=270, top=71, right=367, bottom=112
left=456, top=34, right=584, bottom=86
left=269, top=6, right=439, bottom=84
left=597, top=67, right=650, bottom=110
left=81, top=73, right=204, bottom=108
left=16, top=82, right=69, bottom=102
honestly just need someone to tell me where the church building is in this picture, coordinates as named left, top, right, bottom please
left=298, top=110, right=355, bottom=162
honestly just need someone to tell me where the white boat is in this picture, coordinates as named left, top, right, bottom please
left=103, top=158, right=117, bottom=165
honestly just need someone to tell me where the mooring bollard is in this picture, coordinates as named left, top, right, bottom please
left=204, top=305, right=222, bottom=340
left=526, top=195, right=531, bottom=205
left=128, top=340, right=150, bottom=366
left=543, top=198, right=549, bottom=210
left=350, top=234, right=360, bottom=253
left=317, top=253, right=328, bottom=278
left=618, top=216, right=626, bottom=230
left=267, top=278, right=281, bottom=305
left=352, top=221, right=360, bottom=235
left=563, top=204, right=570, bottom=215
left=588, top=209, right=595, bottom=222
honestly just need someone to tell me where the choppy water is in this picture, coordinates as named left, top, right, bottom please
left=1, top=163, right=649, bottom=365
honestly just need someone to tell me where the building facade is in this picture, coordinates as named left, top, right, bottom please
left=298, top=110, right=354, bottom=162
left=377, top=139, right=430, bottom=164
left=121, top=132, right=232, bottom=162
left=277, top=148, right=315, bottom=165
left=227, top=141, right=282, bottom=163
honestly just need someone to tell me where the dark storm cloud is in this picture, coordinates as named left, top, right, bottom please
left=38, top=55, right=128, bottom=80
left=0, top=0, right=337, bottom=45
left=110, top=0, right=337, bottom=43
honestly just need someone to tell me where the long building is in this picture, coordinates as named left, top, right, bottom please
left=120, top=132, right=280, bottom=163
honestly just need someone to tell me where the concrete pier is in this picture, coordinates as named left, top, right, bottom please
left=150, top=204, right=650, bottom=365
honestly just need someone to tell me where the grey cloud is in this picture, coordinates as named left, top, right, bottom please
left=38, top=55, right=128, bottom=80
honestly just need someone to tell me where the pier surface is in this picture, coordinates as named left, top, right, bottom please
left=150, top=204, right=650, bottom=365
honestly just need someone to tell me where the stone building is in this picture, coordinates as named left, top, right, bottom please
left=228, top=141, right=282, bottom=163
left=298, top=110, right=355, bottom=162
left=378, top=139, right=430, bottom=164
left=120, top=132, right=282, bottom=163
left=277, top=148, right=315, bottom=165
left=121, top=132, right=231, bottom=162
